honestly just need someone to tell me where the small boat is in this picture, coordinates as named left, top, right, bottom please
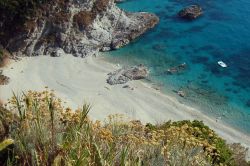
left=217, top=61, right=227, bottom=68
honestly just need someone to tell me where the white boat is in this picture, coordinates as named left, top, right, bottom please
left=217, top=61, right=227, bottom=68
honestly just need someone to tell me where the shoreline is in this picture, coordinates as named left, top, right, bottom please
left=0, top=54, right=249, bottom=159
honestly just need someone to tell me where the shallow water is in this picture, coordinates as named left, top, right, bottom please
left=105, top=0, right=250, bottom=133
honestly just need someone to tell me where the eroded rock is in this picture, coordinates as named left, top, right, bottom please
left=107, top=64, right=148, bottom=85
left=0, top=0, right=159, bottom=58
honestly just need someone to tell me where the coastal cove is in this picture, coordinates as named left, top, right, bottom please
left=1, top=0, right=250, bottom=164
left=107, top=0, right=250, bottom=134
left=0, top=54, right=250, bottom=159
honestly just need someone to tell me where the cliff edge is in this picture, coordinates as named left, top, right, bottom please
left=0, top=0, right=159, bottom=57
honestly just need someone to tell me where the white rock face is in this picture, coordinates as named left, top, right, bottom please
left=5, top=0, right=159, bottom=57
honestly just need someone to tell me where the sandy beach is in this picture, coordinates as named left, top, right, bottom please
left=0, top=54, right=249, bottom=159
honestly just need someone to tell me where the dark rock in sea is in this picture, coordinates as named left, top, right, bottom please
left=246, top=100, right=250, bottom=107
left=152, top=44, right=166, bottom=51
left=178, top=5, right=203, bottom=20
left=165, top=63, right=187, bottom=75
left=198, top=45, right=215, bottom=51
left=180, top=45, right=186, bottom=50
left=191, top=55, right=209, bottom=64
left=183, top=23, right=210, bottom=34
left=208, top=11, right=231, bottom=21
left=107, top=64, right=148, bottom=85
left=233, top=90, right=238, bottom=94
left=198, top=74, right=207, bottom=80
left=201, top=80, right=208, bottom=84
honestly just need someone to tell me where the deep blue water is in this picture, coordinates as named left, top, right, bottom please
left=106, top=0, right=250, bottom=133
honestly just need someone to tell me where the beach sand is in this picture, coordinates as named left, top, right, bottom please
left=0, top=54, right=249, bottom=159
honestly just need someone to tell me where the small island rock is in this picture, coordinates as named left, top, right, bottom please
left=178, top=5, right=203, bottom=20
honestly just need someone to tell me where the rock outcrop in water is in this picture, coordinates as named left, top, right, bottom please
left=0, top=0, right=159, bottom=57
left=115, top=0, right=126, bottom=3
left=178, top=5, right=202, bottom=20
left=107, top=64, right=148, bottom=85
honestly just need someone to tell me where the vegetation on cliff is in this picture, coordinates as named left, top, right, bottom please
left=0, top=90, right=249, bottom=165
left=0, top=0, right=46, bottom=43
left=0, top=0, right=112, bottom=46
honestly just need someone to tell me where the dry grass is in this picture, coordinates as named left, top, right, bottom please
left=0, top=90, right=248, bottom=165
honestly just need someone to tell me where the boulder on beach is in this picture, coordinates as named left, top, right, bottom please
left=178, top=5, right=203, bottom=20
left=107, top=64, right=148, bottom=85
left=0, top=71, right=9, bottom=85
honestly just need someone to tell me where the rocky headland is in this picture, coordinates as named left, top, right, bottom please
left=0, top=0, right=159, bottom=58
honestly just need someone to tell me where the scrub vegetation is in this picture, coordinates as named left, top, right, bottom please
left=0, top=90, right=249, bottom=165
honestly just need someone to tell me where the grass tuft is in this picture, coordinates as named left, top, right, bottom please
left=0, top=90, right=248, bottom=165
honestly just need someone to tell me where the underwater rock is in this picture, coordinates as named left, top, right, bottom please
left=246, top=100, right=250, bottom=107
left=166, top=63, right=187, bottom=75
left=152, top=44, right=166, bottom=51
left=107, top=64, right=148, bottom=85
left=178, top=5, right=203, bottom=20
left=177, top=90, right=186, bottom=97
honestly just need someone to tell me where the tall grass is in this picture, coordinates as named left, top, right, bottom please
left=0, top=90, right=246, bottom=165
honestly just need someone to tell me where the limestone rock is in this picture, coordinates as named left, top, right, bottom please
left=0, top=0, right=159, bottom=58
left=107, top=65, right=148, bottom=85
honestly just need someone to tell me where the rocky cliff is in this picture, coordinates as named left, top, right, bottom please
left=0, top=0, right=159, bottom=57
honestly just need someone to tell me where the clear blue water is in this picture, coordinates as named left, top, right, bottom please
left=105, top=0, right=250, bottom=133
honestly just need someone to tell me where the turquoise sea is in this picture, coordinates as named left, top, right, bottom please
left=105, top=0, right=250, bottom=133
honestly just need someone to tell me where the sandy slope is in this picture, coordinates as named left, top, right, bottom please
left=0, top=54, right=249, bottom=159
